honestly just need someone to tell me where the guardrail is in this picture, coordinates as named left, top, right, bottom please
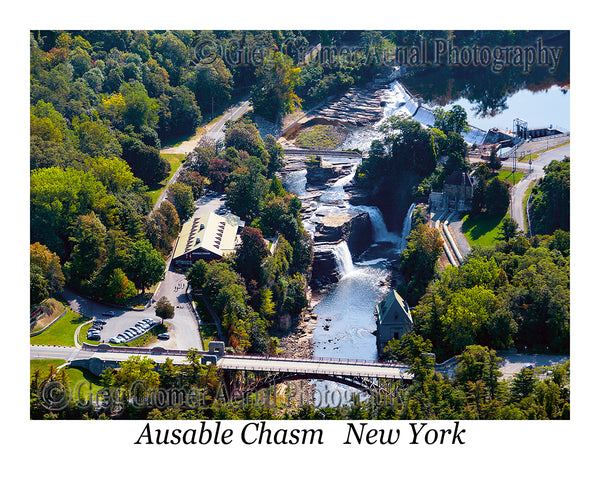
left=283, top=148, right=363, bottom=158
left=219, top=362, right=411, bottom=379
left=80, top=342, right=207, bottom=357
left=225, top=353, right=407, bottom=369
left=30, top=307, right=68, bottom=337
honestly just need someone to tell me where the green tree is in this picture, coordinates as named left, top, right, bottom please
left=167, top=182, right=195, bottom=221
left=399, top=224, right=444, bottom=305
left=114, top=356, right=160, bottom=400
left=236, top=227, right=270, bottom=283
left=84, top=156, right=138, bottom=193
left=186, top=259, right=208, bottom=291
left=485, top=177, right=510, bottom=216
left=127, top=239, right=165, bottom=293
left=251, top=51, right=302, bottom=121
left=65, top=212, right=107, bottom=289
left=498, top=217, right=520, bottom=241
left=224, top=121, right=267, bottom=160
left=155, top=296, right=175, bottom=325
left=530, top=158, right=570, bottom=234
left=455, top=345, right=502, bottom=400
left=510, top=367, right=538, bottom=402
left=433, top=105, right=470, bottom=135
left=225, top=162, right=269, bottom=221
left=120, top=82, right=159, bottom=129
left=118, top=133, right=170, bottom=185
left=31, top=166, right=117, bottom=258
left=487, top=145, right=502, bottom=171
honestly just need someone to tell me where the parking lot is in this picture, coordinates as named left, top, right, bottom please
left=85, top=313, right=166, bottom=344
left=64, top=192, right=228, bottom=351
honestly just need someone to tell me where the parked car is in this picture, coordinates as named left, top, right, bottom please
left=95, top=318, right=107, bottom=324
left=102, top=311, right=115, bottom=317
left=143, top=318, right=156, bottom=326
left=116, top=334, right=126, bottom=340
left=157, top=333, right=170, bottom=340
left=87, top=333, right=101, bottom=340
left=109, top=336, right=121, bottom=344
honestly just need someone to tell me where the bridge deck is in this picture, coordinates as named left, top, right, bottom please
left=218, top=355, right=411, bottom=380
left=283, top=148, right=363, bottom=158
left=30, top=345, right=411, bottom=380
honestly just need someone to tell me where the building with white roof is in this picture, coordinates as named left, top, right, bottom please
left=172, top=211, right=245, bottom=269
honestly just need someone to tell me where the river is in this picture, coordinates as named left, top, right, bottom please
left=281, top=83, right=419, bottom=405
left=280, top=76, right=568, bottom=406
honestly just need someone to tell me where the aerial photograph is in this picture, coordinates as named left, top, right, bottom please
left=29, top=29, right=571, bottom=424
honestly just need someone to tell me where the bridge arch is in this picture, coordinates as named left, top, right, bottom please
left=231, top=371, right=402, bottom=397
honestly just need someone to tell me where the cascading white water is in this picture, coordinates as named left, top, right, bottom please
left=319, top=164, right=357, bottom=205
left=332, top=241, right=355, bottom=277
left=357, top=205, right=402, bottom=245
left=400, top=203, right=416, bottom=251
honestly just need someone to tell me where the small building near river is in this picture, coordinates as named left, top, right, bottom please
left=375, top=290, right=413, bottom=353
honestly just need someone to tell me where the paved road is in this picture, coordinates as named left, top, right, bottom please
left=161, top=99, right=251, bottom=155
left=154, top=99, right=251, bottom=212
left=202, top=99, right=251, bottom=142
left=63, top=287, right=201, bottom=351
left=499, top=353, right=570, bottom=378
left=507, top=143, right=570, bottom=232
left=219, top=355, right=412, bottom=379
left=30, top=343, right=569, bottom=381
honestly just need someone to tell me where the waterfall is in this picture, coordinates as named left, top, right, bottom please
left=332, top=241, right=355, bottom=277
left=357, top=205, right=401, bottom=244
left=400, top=203, right=416, bottom=251
left=319, top=165, right=357, bottom=205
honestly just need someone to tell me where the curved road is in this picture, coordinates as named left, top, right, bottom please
left=507, top=143, right=570, bottom=232
left=154, top=99, right=251, bottom=212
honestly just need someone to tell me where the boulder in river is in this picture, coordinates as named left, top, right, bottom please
left=313, top=210, right=373, bottom=256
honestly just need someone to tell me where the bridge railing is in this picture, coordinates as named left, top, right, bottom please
left=219, top=362, right=411, bottom=379
left=225, top=354, right=407, bottom=369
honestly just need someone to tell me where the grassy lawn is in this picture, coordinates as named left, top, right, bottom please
left=295, top=124, right=347, bottom=149
left=30, top=359, right=104, bottom=396
left=31, top=308, right=91, bottom=347
left=147, top=153, right=185, bottom=206
left=462, top=212, right=509, bottom=248
left=200, top=324, right=219, bottom=351
left=30, top=298, right=66, bottom=333
left=194, top=298, right=219, bottom=349
left=496, top=169, right=526, bottom=186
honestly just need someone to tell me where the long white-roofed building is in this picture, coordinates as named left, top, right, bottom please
left=172, top=212, right=245, bottom=269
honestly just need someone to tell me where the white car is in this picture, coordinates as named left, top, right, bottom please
left=109, top=336, right=121, bottom=344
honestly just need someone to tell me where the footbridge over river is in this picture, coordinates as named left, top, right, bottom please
left=283, top=148, right=364, bottom=159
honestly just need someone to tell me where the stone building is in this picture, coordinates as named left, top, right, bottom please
left=429, top=171, right=474, bottom=213
left=375, top=290, right=413, bottom=353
